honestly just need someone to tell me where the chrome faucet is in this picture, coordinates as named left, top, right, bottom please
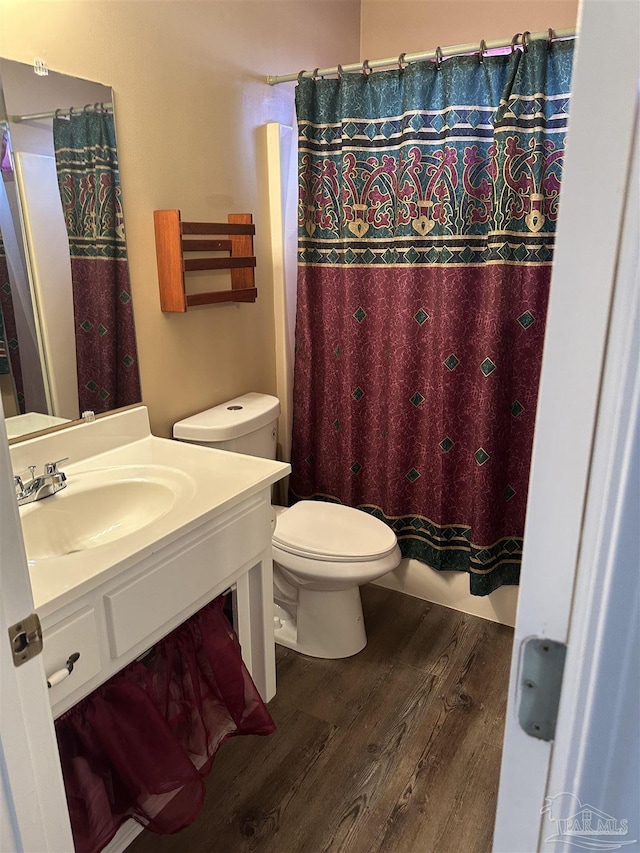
left=14, top=458, right=69, bottom=505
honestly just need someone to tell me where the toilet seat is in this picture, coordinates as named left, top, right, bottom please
left=272, top=502, right=402, bottom=656
left=273, top=500, right=397, bottom=562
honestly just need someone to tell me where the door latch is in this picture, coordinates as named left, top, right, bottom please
left=518, top=636, right=567, bottom=741
left=9, top=613, right=43, bottom=667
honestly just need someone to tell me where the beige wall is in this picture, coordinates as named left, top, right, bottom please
left=0, top=0, right=360, bottom=437
left=361, top=0, right=580, bottom=58
left=1, top=61, right=111, bottom=157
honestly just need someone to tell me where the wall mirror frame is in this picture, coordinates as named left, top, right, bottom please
left=0, top=57, right=141, bottom=444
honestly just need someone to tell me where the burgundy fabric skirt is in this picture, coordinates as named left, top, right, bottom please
left=55, top=595, right=275, bottom=853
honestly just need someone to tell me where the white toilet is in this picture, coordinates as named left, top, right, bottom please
left=173, top=392, right=401, bottom=659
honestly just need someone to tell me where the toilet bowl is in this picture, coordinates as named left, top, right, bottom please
left=271, top=501, right=400, bottom=657
left=173, top=393, right=401, bottom=658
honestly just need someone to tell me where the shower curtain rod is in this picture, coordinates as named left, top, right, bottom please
left=9, top=102, right=113, bottom=123
left=266, top=26, right=576, bottom=85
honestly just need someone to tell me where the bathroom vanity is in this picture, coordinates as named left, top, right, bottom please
left=9, top=406, right=290, bottom=719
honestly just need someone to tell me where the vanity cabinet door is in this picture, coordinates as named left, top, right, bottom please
left=103, top=499, right=267, bottom=659
left=43, top=607, right=102, bottom=711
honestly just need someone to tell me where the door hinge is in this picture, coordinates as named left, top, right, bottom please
left=518, top=636, right=567, bottom=741
left=8, top=613, right=43, bottom=667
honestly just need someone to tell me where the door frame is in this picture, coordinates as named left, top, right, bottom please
left=0, top=403, right=73, bottom=852
left=543, top=114, right=638, bottom=850
left=493, top=0, right=640, bottom=849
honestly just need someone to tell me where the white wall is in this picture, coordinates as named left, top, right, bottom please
left=0, top=175, right=47, bottom=413
left=14, top=152, right=79, bottom=419
left=360, top=0, right=579, bottom=59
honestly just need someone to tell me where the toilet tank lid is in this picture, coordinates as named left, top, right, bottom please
left=173, top=393, right=280, bottom=442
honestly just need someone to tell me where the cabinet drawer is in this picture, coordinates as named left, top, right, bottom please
left=104, top=501, right=266, bottom=659
left=43, top=607, right=102, bottom=711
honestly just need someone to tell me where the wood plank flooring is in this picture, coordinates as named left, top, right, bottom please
left=129, top=585, right=513, bottom=853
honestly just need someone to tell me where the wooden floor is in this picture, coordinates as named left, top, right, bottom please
left=129, top=585, right=513, bottom=853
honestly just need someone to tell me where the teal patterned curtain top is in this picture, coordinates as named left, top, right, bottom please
left=296, top=39, right=573, bottom=267
left=53, top=111, right=128, bottom=261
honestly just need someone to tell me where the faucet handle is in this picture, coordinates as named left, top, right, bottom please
left=14, top=474, right=24, bottom=494
left=28, top=465, right=37, bottom=480
left=44, top=457, right=69, bottom=475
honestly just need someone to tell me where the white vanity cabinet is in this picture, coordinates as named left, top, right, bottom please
left=42, top=492, right=275, bottom=719
left=10, top=406, right=290, bottom=720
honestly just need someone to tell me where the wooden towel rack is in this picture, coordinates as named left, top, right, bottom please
left=154, top=209, right=257, bottom=312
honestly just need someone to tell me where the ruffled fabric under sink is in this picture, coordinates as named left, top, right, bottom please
left=55, top=595, right=275, bottom=853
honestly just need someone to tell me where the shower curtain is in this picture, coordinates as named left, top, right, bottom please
left=53, top=110, right=140, bottom=414
left=290, top=38, right=574, bottom=595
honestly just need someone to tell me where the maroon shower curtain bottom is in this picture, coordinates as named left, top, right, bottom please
left=71, top=257, right=141, bottom=414
left=55, top=595, right=275, bottom=853
left=290, top=263, right=550, bottom=594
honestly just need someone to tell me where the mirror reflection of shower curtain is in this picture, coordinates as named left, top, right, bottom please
left=53, top=110, right=140, bottom=414
left=0, top=231, right=25, bottom=413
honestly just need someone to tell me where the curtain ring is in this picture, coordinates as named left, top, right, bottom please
left=312, top=68, right=323, bottom=81
left=478, top=39, right=487, bottom=64
left=337, top=64, right=344, bottom=82
left=297, top=70, right=307, bottom=84
left=435, top=46, right=443, bottom=71
left=83, top=104, right=92, bottom=113
left=522, top=31, right=531, bottom=52
left=511, top=33, right=522, bottom=53
left=362, top=58, right=372, bottom=78
left=68, top=106, right=74, bottom=116
left=95, top=102, right=102, bottom=113
left=398, top=52, right=407, bottom=73
left=547, top=28, right=555, bottom=50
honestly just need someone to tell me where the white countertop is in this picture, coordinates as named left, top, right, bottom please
left=5, top=412, right=71, bottom=440
left=10, top=406, right=290, bottom=617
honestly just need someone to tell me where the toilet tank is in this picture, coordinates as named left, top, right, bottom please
left=173, top=392, right=280, bottom=460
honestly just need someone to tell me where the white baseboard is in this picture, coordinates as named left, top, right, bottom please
left=373, top=558, right=519, bottom=627
left=99, top=746, right=214, bottom=851
left=101, top=819, right=144, bottom=853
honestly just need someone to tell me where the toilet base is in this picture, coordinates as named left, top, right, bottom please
left=274, top=585, right=367, bottom=659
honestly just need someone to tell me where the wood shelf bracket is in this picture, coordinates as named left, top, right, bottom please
left=154, top=209, right=257, bottom=312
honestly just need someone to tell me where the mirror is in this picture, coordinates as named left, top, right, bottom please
left=0, top=58, right=140, bottom=441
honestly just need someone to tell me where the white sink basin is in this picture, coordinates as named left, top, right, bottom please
left=20, top=465, right=196, bottom=561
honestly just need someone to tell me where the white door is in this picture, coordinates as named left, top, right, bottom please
left=493, top=0, right=640, bottom=850
left=0, top=402, right=74, bottom=851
